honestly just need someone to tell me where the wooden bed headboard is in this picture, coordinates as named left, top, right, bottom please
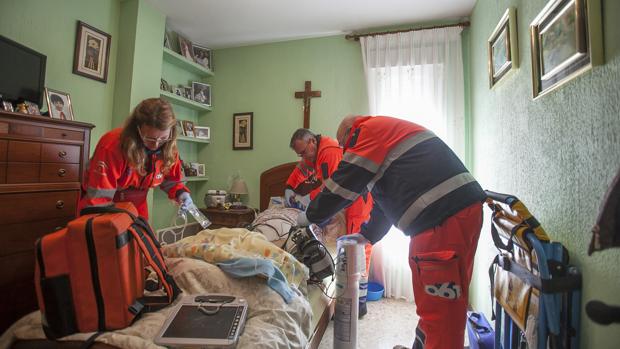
left=259, top=162, right=297, bottom=211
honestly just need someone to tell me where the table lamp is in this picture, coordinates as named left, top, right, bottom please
left=229, top=178, right=249, bottom=207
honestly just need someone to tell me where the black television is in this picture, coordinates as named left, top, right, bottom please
left=0, top=35, right=46, bottom=107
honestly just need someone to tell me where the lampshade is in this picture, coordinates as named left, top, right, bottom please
left=229, top=179, right=249, bottom=195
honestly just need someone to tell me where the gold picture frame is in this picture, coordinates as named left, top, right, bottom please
left=530, top=0, right=603, bottom=99
left=488, top=7, right=519, bottom=88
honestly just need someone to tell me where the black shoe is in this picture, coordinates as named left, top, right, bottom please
left=358, top=301, right=367, bottom=318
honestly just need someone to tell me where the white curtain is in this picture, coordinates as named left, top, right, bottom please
left=362, top=28, right=465, bottom=302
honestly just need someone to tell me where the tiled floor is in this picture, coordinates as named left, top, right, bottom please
left=318, top=297, right=419, bottom=349
left=317, top=297, right=470, bottom=349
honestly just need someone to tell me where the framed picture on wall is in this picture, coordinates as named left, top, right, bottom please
left=191, top=82, right=211, bottom=106
left=182, top=120, right=195, bottom=137
left=45, top=88, right=75, bottom=120
left=530, top=0, right=603, bottom=98
left=178, top=35, right=194, bottom=61
left=73, top=21, right=111, bottom=83
left=194, top=126, right=210, bottom=140
left=233, top=112, right=253, bottom=150
left=175, top=119, right=185, bottom=136
left=192, top=45, right=213, bottom=71
left=488, top=7, right=519, bottom=88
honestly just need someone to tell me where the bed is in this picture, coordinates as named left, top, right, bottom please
left=0, top=162, right=335, bottom=349
left=258, top=161, right=336, bottom=349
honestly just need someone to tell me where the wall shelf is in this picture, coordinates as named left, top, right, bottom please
left=186, top=176, right=209, bottom=182
left=160, top=90, right=212, bottom=111
left=178, top=135, right=210, bottom=144
left=163, top=47, right=214, bottom=77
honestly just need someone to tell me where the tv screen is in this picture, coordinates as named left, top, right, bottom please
left=0, top=35, right=46, bottom=107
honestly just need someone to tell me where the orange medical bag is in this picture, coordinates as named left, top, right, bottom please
left=34, top=202, right=180, bottom=339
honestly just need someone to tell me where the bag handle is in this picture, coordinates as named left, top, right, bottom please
left=80, top=205, right=137, bottom=220
left=129, top=222, right=181, bottom=303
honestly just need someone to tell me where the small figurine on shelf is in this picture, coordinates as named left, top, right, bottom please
left=15, top=102, right=28, bottom=114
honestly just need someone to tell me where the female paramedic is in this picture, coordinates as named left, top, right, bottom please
left=78, top=98, right=194, bottom=218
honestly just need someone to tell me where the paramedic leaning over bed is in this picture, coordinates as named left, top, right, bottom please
left=297, top=116, right=486, bottom=349
left=286, top=129, right=374, bottom=269
left=287, top=128, right=374, bottom=316
left=78, top=98, right=194, bottom=219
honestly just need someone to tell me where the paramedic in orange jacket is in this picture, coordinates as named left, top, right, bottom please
left=297, top=116, right=486, bottom=349
left=287, top=128, right=373, bottom=268
left=78, top=98, right=193, bottom=219
left=287, top=128, right=374, bottom=316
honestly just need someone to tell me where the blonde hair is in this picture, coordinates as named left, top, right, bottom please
left=120, top=98, right=178, bottom=176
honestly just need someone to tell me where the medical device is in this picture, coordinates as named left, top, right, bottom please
left=286, top=226, right=334, bottom=281
left=155, top=294, right=248, bottom=348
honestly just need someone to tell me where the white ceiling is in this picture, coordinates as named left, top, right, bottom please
left=145, top=0, right=476, bottom=49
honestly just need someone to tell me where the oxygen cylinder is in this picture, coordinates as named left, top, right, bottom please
left=334, top=239, right=364, bottom=349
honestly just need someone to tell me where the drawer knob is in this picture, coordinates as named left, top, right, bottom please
left=61, top=133, right=67, bottom=137
left=58, top=150, right=67, bottom=158
left=58, top=168, right=67, bottom=177
left=56, top=200, right=65, bottom=209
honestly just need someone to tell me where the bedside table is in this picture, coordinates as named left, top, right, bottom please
left=199, top=207, right=256, bottom=228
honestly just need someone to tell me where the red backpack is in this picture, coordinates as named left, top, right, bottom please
left=34, top=202, right=180, bottom=339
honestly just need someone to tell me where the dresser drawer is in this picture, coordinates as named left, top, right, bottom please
left=0, top=139, right=6, bottom=161
left=0, top=162, right=5, bottom=183
left=0, top=190, right=78, bottom=225
left=6, top=163, right=39, bottom=183
left=7, top=140, right=41, bottom=162
left=0, top=217, right=69, bottom=256
left=43, top=127, right=84, bottom=141
left=41, top=143, right=80, bottom=163
left=40, top=163, right=79, bottom=182
left=9, top=122, right=43, bottom=138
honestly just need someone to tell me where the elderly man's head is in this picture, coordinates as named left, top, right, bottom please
left=290, top=128, right=318, bottom=163
left=336, top=115, right=358, bottom=147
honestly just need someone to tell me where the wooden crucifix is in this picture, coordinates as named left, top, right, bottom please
left=294, top=81, right=321, bottom=129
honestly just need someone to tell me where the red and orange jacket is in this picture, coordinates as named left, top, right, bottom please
left=305, top=116, right=486, bottom=244
left=287, top=135, right=373, bottom=234
left=78, top=128, right=189, bottom=218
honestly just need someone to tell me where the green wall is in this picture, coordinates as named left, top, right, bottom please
left=203, top=35, right=368, bottom=209
left=0, top=0, right=121, bottom=142
left=468, top=0, right=620, bottom=347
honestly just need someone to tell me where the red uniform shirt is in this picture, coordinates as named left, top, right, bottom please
left=78, top=128, right=189, bottom=218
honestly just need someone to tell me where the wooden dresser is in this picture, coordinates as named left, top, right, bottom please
left=0, top=111, right=93, bottom=333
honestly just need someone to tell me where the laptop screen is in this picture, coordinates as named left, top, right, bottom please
left=162, top=305, right=243, bottom=339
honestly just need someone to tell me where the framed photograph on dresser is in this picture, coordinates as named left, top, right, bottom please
left=45, top=88, right=74, bottom=120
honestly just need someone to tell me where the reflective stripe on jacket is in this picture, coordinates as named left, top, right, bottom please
left=306, top=116, right=486, bottom=243
left=78, top=128, right=189, bottom=218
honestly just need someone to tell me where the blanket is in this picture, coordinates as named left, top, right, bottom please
left=0, top=235, right=313, bottom=349
left=162, top=228, right=309, bottom=288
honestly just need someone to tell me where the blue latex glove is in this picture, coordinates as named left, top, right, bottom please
left=337, top=233, right=369, bottom=245
left=284, top=189, right=296, bottom=208
left=177, top=192, right=194, bottom=211
left=296, top=211, right=310, bottom=227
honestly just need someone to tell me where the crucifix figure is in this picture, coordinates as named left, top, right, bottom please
left=294, top=81, right=321, bottom=129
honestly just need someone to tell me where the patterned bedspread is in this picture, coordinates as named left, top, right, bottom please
left=0, top=230, right=313, bottom=349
